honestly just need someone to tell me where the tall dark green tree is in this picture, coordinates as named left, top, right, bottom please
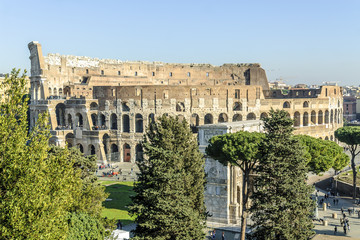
left=250, top=109, right=314, bottom=240
left=206, top=131, right=264, bottom=240
left=129, top=116, right=206, bottom=240
left=335, top=126, right=360, bottom=199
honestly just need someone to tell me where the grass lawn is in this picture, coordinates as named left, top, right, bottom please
left=99, top=180, right=136, bottom=225
left=336, top=170, right=360, bottom=185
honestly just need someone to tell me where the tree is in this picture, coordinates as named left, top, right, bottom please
left=0, top=69, right=82, bottom=239
left=294, top=135, right=349, bottom=174
left=335, top=126, right=360, bottom=199
left=129, top=115, right=207, bottom=239
left=250, top=109, right=314, bottom=239
left=206, top=131, right=264, bottom=240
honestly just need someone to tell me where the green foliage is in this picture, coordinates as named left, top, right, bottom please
left=206, top=131, right=265, bottom=169
left=250, top=109, right=314, bottom=240
left=66, top=212, right=106, bottom=240
left=294, top=135, right=349, bottom=173
left=129, top=115, right=206, bottom=240
left=335, top=126, right=360, bottom=199
left=0, top=69, right=81, bottom=239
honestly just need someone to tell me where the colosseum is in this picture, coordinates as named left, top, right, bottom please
left=28, top=41, right=343, bottom=165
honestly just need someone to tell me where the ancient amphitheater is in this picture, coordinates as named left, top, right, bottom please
left=28, top=41, right=343, bottom=164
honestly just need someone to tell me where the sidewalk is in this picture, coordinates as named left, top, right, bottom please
left=313, top=188, right=360, bottom=238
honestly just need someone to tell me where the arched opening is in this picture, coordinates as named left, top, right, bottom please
left=48, top=87, right=52, bottom=96
left=260, top=112, right=268, bottom=120
left=123, top=143, right=131, bottom=162
left=303, top=112, right=309, bottom=126
left=325, top=136, right=329, bottom=140
left=233, top=102, right=242, bottom=111
left=76, top=113, right=83, bottom=127
left=335, top=109, right=337, bottom=124
left=91, top=113, right=98, bottom=127
left=190, top=113, right=200, bottom=133
left=330, top=110, right=334, bottom=123
left=283, top=101, right=290, bottom=108
left=325, top=110, right=329, bottom=124
left=102, top=134, right=110, bottom=155
left=294, top=112, right=300, bottom=127
left=246, top=113, right=256, bottom=120
left=59, top=88, right=63, bottom=96
left=135, top=114, right=143, bottom=133
left=111, top=144, right=119, bottom=162
left=330, top=135, right=334, bottom=141
left=237, top=186, right=241, bottom=204
left=64, top=86, right=71, bottom=97
left=99, top=113, right=106, bottom=128
left=148, top=113, right=155, bottom=124
left=233, top=114, right=242, bottom=122
left=135, top=144, right=143, bottom=162
left=77, top=144, right=84, bottom=153
left=122, top=103, right=130, bottom=112
left=204, top=114, right=213, bottom=124
left=55, top=103, right=66, bottom=127
left=110, top=113, right=118, bottom=130
left=303, top=101, right=309, bottom=108
left=176, top=102, right=185, bottom=112
left=318, top=110, right=323, bottom=124
left=123, top=114, right=130, bottom=132
left=218, top=113, right=228, bottom=123
left=67, top=114, right=73, bottom=129
left=53, top=88, right=57, bottom=96
left=311, top=111, right=316, bottom=125
left=90, top=102, right=98, bottom=110
left=65, top=133, right=74, bottom=148
left=89, top=144, right=96, bottom=155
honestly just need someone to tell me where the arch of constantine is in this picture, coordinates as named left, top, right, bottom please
left=28, top=41, right=343, bottom=164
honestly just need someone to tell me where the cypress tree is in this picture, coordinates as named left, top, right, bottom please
left=129, top=115, right=206, bottom=240
left=249, top=109, right=314, bottom=240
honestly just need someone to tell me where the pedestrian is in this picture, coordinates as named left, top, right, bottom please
left=333, top=199, right=336, bottom=205
left=222, top=231, right=226, bottom=240
left=327, top=202, right=331, bottom=209
left=348, top=224, right=350, bottom=231
left=344, top=225, right=347, bottom=235
left=348, top=208, right=351, bottom=216
left=334, top=225, right=337, bottom=235
left=358, top=210, right=360, bottom=219
left=209, top=232, right=213, bottom=240
left=340, top=218, right=343, bottom=226
left=341, top=207, right=344, bottom=214
left=212, top=229, right=216, bottom=239
left=336, top=199, right=339, bottom=205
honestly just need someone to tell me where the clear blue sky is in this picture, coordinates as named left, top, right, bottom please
left=0, top=0, right=359, bottom=86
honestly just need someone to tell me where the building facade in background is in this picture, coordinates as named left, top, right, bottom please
left=28, top=41, right=344, bottom=165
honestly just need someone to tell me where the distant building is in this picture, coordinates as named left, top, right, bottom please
left=294, top=84, right=308, bottom=89
left=268, top=80, right=289, bottom=89
left=343, top=96, right=356, bottom=121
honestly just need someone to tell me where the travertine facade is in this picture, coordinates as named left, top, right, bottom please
left=28, top=41, right=343, bottom=164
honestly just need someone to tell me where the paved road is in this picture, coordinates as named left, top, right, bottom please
left=313, top=188, right=360, bottom=238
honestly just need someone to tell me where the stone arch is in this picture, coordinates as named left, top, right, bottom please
left=77, top=144, right=84, bottom=153
left=48, top=87, right=52, bottom=96
left=123, top=143, right=131, bottom=162
left=246, top=113, right=256, bottom=120
left=330, top=135, right=334, bottom=141
left=204, top=114, right=213, bottom=124
left=218, top=113, right=228, bottom=123
left=233, top=102, right=242, bottom=111
left=67, top=114, right=73, bottom=129
left=325, top=110, right=329, bottom=124
left=64, top=86, right=71, bottom=96
left=76, top=113, right=83, bottom=127
left=102, top=134, right=110, bottom=155
left=283, top=101, right=290, bottom=108
left=311, top=111, right=316, bottom=125
left=335, top=109, right=338, bottom=124
left=325, top=136, right=329, bottom=140
left=111, top=144, right=119, bottom=162
left=303, top=112, right=309, bottom=126
left=89, top=144, right=96, bottom=155
left=91, top=113, right=98, bottom=127
left=122, top=103, right=130, bottom=112
left=233, top=114, right=242, bottom=122
left=90, top=102, right=98, bottom=110
left=294, top=112, right=300, bottom=127
left=111, top=144, right=118, bottom=153
left=122, top=114, right=130, bottom=132
left=53, top=88, right=57, bottom=96
left=318, top=110, right=323, bottom=124
left=65, top=133, right=75, bottom=148
left=176, top=102, right=185, bottom=112
left=135, top=114, right=143, bottom=133
left=260, top=112, right=268, bottom=120
left=303, top=101, right=309, bottom=108
left=190, top=113, right=200, bottom=133
left=59, top=88, right=63, bottom=96
left=110, top=113, right=118, bottom=130
left=330, top=110, right=334, bottom=123
left=55, top=103, right=66, bottom=126
left=135, top=144, right=143, bottom=162
left=148, top=113, right=155, bottom=124
left=99, top=113, right=106, bottom=128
